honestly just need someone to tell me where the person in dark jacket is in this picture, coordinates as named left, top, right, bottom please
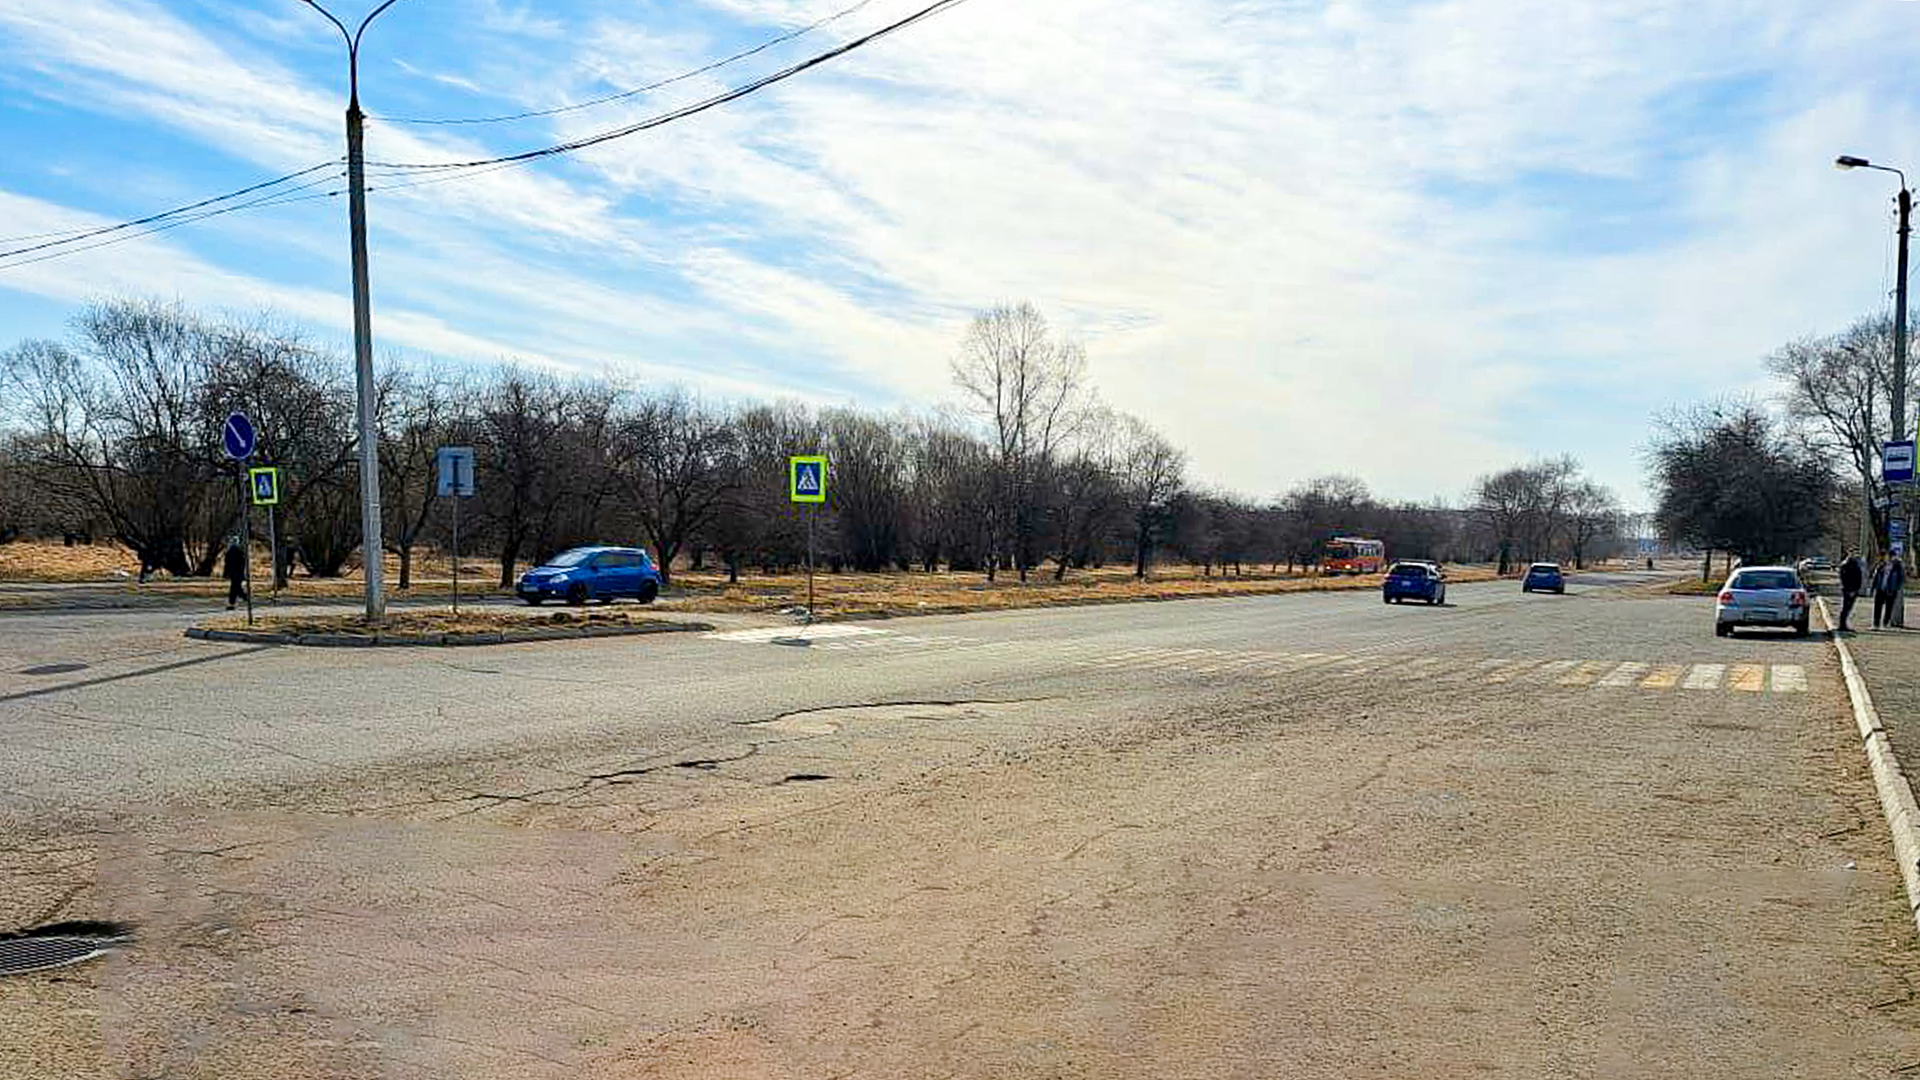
left=1873, top=552, right=1906, bottom=629
left=1838, top=549, right=1865, bottom=631
left=222, top=537, right=248, bottom=610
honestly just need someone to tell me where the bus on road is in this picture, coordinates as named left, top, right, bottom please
left=1323, top=537, right=1385, bottom=575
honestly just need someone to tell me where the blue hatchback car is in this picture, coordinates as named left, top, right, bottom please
left=517, top=546, right=661, bottom=605
left=1382, top=561, right=1446, bottom=605
left=1521, top=562, right=1565, bottom=594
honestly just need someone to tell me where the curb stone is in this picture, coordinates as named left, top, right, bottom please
left=1816, top=596, right=1920, bottom=934
left=183, top=621, right=711, bottom=648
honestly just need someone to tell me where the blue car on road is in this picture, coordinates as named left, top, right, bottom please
left=517, top=546, right=661, bottom=606
left=1382, top=561, right=1446, bottom=605
left=1521, top=562, right=1565, bottom=594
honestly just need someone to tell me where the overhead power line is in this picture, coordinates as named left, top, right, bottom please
left=0, top=162, right=343, bottom=263
left=373, top=0, right=882, bottom=126
left=367, top=0, right=971, bottom=174
left=0, top=0, right=973, bottom=271
left=0, top=170, right=347, bottom=271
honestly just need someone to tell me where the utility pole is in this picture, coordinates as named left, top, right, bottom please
left=1838, top=155, right=1913, bottom=624
left=302, top=0, right=405, bottom=622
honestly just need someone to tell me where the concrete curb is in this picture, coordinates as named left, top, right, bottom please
left=1816, top=596, right=1920, bottom=934
left=184, top=621, right=712, bottom=648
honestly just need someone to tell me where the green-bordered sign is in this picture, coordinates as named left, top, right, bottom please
left=789, top=455, right=827, bottom=504
left=248, top=466, right=280, bottom=506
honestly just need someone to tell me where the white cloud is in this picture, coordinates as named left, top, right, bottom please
left=4, top=0, right=1920, bottom=508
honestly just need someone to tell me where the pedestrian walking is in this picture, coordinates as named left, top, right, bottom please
left=1838, top=549, right=1865, bottom=631
left=223, top=537, right=249, bottom=610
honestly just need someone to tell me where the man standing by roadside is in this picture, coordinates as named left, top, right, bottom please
left=222, top=537, right=249, bottom=611
left=1839, top=549, right=1865, bottom=632
left=1873, top=551, right=1906, bottom=629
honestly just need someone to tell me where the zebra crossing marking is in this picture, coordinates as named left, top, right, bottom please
left=706, top=627, right=1819, bottom=696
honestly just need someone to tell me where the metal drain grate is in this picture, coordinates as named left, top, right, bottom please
left=0, top=923, right=133, bottom=976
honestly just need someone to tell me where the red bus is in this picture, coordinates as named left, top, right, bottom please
left=1323, top=537, right=1385, bottom=575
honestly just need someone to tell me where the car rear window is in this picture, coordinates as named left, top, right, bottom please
left=1731, top=570, right=1797, bottom=590
left=1529, top=564, right=1559, bottom=573
left=1391, top=564, right=1427, bottom=576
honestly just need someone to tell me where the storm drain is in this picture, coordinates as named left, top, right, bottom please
left=0, top=922, right=133, bottom=976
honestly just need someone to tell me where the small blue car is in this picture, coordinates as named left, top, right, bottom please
left=517, top=546, right=661, bottom=606
left=1521, top=562, right=1565, bottom=594
left=1383, top=561, right=1446, bottom=605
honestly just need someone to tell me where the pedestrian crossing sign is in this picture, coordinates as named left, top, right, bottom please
left=789, top=456, right=827, bottom=504
left=248, top=466, right=279, bottom=507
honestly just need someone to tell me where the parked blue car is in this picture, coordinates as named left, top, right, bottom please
left=517, top=546, right=661, bottom=605
left=1521, top=562, right=1565, bottom=594
left=1382, top=561, right=1446, bottom=605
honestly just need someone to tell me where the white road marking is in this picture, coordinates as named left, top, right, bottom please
left=708, top=624, right=890, bottom=643
left=1683, top=664, right=1726, bottom=690
left=1770, top=665, right=1808, bottom=692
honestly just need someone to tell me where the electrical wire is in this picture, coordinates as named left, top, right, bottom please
left=366, top=0, right=970, bottom=174
left=0, top=171, right=347, bottom=271
left=0, top=161, right=342, bottom=260
left=0, top=0, right=972, bottom=269
left=372, top=0, right=882, bottom=126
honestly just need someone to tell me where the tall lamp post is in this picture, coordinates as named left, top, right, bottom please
left=301, top=0, right=407, bottom=621
left=1839, top=154, right=1912, bottom=624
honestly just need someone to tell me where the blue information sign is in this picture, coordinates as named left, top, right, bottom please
left=1884, top=440, right=1915, bottom=485
left=222, top=412, right=257, bottom=461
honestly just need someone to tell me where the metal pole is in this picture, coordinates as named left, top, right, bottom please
left=452, top=493, right=461, bottom=618
left=267, top=502, right=278, bottom=602
left=806, top=505, right=815, bottom=625
left=346, top=76, right=385, bottom=622
left=240, top=467, right=253, bottom=627
left=1893, top=186, right=1911, bottom=627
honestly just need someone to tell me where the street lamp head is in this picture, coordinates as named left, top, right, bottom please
left=1837, top=155, right=1872, bottom=170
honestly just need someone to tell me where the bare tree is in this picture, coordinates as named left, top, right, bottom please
left=1768, top=314, right=1914, bottom=549
left=609, top=390, right=738, bottom=586
left=950, top=303, right=1091, bottom=581
left=1115, top=413, right=1186, bottom=578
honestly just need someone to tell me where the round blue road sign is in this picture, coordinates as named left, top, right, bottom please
left=222, top=412, right=256, bottom=461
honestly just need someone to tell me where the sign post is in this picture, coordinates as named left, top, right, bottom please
left=249, top=467, right=281, bottom=600
left=789, top=456, right=828, bottom=623
left=437, top=447, right=476, bottom=616
left=222, top=413, right=258, bottom=626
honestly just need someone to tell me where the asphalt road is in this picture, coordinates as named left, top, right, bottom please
left=4, top=570, right=1918, bottom=1077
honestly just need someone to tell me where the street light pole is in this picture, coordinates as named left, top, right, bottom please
left=303, top=0, right=406, bottom=622
left=1839, top=154, right=1913, bottom=626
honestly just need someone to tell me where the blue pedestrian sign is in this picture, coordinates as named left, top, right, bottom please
left=1884, top=440, right=1915, bottom=485
left=222, top=412, right=257, bottom=461
left=789, top=455, right=827, bottom=504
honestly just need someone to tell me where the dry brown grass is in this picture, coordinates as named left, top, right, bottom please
left=199, top=608, right=671, bottom=637
left=0, top=541, right=138, bottom=582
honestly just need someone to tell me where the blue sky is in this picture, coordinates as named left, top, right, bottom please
left=2, top=0, right=1919, bottom=509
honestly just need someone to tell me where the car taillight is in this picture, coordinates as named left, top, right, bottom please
left=1791, top=590, right=1807, bottom=606
left=1717, top=591, right=1734, bottom=603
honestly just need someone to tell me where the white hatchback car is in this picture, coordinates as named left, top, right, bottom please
left=1714, top=565, right=1809, bottom=637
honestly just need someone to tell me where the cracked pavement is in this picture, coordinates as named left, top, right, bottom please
left=1, top=572, right=1918, bottom=1077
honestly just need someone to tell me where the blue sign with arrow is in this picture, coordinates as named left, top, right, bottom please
left=222, top=412, right=257, bottom=461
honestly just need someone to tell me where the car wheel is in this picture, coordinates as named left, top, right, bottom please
left=1556, top=587, right=1565, bottom=595
left=1715, top=623, right=1730, bottom=638
left=566, top=583, right=589, bottom=606
left=1521, top=585, right=1530, bottom=593
left=1794, top=618, right=1810, bottom=637
left=638, top=581, right=659, bottom=604
left=522, top=596, right=543, bottom=606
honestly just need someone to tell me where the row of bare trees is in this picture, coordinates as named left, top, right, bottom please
left=0, top=298, right=1626, bottom=585
left=1469, top=457, right=1623, bottom=573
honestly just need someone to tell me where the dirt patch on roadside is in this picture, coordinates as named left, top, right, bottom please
left=194, top=609, right=673, bottom=638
